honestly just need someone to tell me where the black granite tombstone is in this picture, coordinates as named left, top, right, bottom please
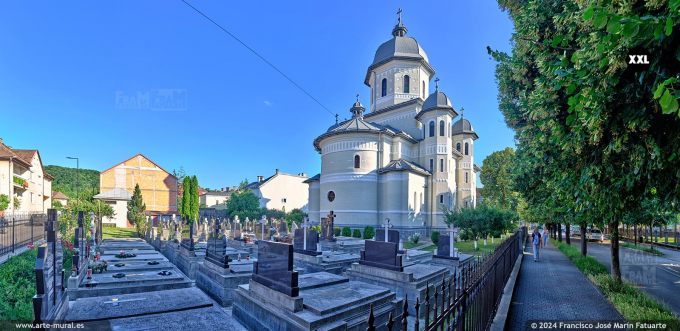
left=293, top=229, right=321, bottom=256
left=252, top=241, right=299, bottom=297
left=359, top=240, right=404, bottom=272
left=375, top=229, right=400, bottom=245
left=206, top=237, right=231, bottom=268
left=434, top=235, right=458, bottom=260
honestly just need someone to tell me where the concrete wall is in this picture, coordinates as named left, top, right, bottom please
left=102, top=200, right=128, bottom=228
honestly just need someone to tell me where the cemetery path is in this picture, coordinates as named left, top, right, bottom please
left=572, top=238, right=680, bottom=317
left=507, top=241, right=623, bottom=330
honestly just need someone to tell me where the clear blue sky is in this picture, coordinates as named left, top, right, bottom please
left=0, top=1, right=516, bottom=189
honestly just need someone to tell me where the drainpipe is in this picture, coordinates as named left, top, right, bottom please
left=377, top=132, right=382, bottom=226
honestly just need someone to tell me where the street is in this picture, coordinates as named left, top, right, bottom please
left=569, top=238, right=680, bottom=317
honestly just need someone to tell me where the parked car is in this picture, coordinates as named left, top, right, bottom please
left=587, top=228, right=604, bottom=242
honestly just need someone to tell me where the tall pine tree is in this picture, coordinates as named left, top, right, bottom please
left=127, top=184, right=146, bottom=235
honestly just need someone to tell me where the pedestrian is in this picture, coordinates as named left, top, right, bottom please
left=543, top=226, right=549, bottom=247
left=532, top=227, right=541, bottom=262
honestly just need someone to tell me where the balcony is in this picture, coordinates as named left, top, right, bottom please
left=13, top=176, right=28, bottom=190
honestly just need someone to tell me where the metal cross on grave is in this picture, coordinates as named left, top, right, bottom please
left=326, top=211, right=336, bottom=239
left=302, top=217, right=311, bottom=251
left=448, top=226, right=456, bottom=258
left=259, top=215, right=267, bottom=240
left=383, top=218, right=393, bottom=242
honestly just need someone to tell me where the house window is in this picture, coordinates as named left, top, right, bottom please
left=354, top=155, right=361, bottom=169
left=429, top=121, right=435, bottom=137
left=465, top=143, right=469, bottom=155
left=429, top=159, right=434, bottom=172
left=439, top=120, right=445, bottom=136
left=456, top=143, right=461, bottom=152
left=381, top=78, right=387, bottom=97
left=439, top=194, right=444, bottom=204
left=282, top=198, right=287, bottom=203
left=403, top=75, right=410, bottom=93
left=465, top=172, right=469, bottom=183
left=422, top=81, right=426, bottom=98
left=440, top=159, right=444, bottom=172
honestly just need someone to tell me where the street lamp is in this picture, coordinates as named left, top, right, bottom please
left=66, top=157, right=79, bottom=204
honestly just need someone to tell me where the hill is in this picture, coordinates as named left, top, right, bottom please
left=45, top=165, right=100, bottom=199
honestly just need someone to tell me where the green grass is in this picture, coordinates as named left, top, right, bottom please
left=555, top=241, right=679, bottom=327
left=455, top=236, right=506, bottom=256
left=0, top=250, right=37, bottom=322
left=620, top=241, right=663, bottom=256
left=102, top=227, right=139, bottom=239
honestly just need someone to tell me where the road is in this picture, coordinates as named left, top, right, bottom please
left=570, top=238, right=680, bottom=317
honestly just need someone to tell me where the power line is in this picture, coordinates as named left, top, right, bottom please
left=180, top=0, right=336, bottom=117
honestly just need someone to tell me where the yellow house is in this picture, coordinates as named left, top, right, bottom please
left=96, top=154, right=177, bottom=227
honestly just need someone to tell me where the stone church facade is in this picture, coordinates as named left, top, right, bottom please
left=306, top=15, right=479, bottom=236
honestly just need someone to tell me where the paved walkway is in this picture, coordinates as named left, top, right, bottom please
left=507, top=241, right=623, bottom=330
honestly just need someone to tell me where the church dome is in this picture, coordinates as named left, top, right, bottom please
left=371, top=36, right=429, bottom=68
left=452, top=118, right=478, bottom=139
left=422, top=90, right=452, bottom=111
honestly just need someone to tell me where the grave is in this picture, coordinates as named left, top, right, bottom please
left=429, top=230, right=474, bottom=273
left=292, top=219, right=321, bottom=256
left=32, top=209, right=68, bottom=325
left=195, top=226, right=254, bottom=306
left=347, top=240, right=449, bottom=317
left=320, top=211, right=336, bottom=241
left=233, top=241, right=403, bottom=331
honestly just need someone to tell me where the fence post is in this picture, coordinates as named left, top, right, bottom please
left=425, top=282, right=430, bottom=327
left=414, top=297, right=420, bottom=331
left=367, top=304, right=375, bottom=331
left=11, top=215, right=15, bottom=253
left=401, top=295, right=408, bottom=331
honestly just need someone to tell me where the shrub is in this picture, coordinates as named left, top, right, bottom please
left=363, top=226, right=375, bottom=239
left=0, top=194, right=9, bottom=211
left=341, top=227, right=352, bottom=237
left=0, top=250, right=37, bottom=322
left=334, top=227, right=341, bottom=236
left=352, top=229, right=362, bottom=238
left=431, top=231, right=440, bottom=244
left=409, top=233, right=421, bottom=245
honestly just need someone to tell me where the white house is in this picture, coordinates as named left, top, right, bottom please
left=244, top=170, right=309, bottom=212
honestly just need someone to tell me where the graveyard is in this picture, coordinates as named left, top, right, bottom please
left=24, top=208, right=524, bottom=330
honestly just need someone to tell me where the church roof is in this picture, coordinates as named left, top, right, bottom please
left=378, top=159, right=430, bottom=177
left=303, top=174, right=320, bottom=183
left=452, top=118, right=478, bottom=139
left=416, top=90, right=458, bottom=120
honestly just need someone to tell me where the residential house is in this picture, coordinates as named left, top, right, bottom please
left=244, top=169, right=309, bottom=212
left=0, top=138, right=53, bottom=214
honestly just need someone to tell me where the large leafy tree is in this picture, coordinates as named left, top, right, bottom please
left=490, top=0, right=680, bottom=280
left=226, top=189, right=261, bottom=220
left=480, top=147, right=519, bottom=210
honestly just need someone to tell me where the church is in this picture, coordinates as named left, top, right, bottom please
left=305, top=13, right=479, bottom=237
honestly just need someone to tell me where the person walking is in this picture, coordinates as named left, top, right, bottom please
left=531, top=227, right=541, bottom=262
left=543, top=226, right=550, bottom=247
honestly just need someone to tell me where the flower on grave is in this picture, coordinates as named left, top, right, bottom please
left=27, top=243, right=34, bottom=250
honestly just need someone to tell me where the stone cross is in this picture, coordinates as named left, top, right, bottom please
left=302, top=218, right=310, bottom=251
left=397, top=8, right=402, bottom=24
left=259, top=215, right=267, bottom=240
left=324, top=211, right=336, bottom=240
left=89, top=212, right=96, bottom=258
left=448, top=226, right=456, bottom=258
left=383, top=218, right=393, bottom=242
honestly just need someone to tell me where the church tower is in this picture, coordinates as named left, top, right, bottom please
left=452, top=110, right=479, bottom=209
left=364, top=10, right=435, bottom=113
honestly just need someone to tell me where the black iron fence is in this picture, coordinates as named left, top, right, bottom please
left=620, top=225, right=679, bottom=248
left=0, top=212, right=47, bottom=259
left=368, top=228, right=525, bottom=331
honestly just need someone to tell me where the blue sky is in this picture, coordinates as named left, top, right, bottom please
left=0, top=1, right=515, bottom=189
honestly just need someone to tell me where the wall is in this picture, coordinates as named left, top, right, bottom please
left=258, top=173, right=309, bottom=212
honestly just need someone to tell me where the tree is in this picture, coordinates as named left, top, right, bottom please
left=238, top=179, right=249, bottom=189
left=180, top=177, right=191, bottom=221
left=480, top=147, right=518, bottom=210
left=189, top=176, right=199, bottom=223
left=226, top=189, right=261, bottom=220
left=127, top=184, right=146, bottom=235
left=285, top=208, right=306, bottom=227
left=0, top=194, right=9, bottom=212
left=490, top=0, right=680, bottom=281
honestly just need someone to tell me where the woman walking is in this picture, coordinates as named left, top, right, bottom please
left=531, top=227, right=542, bottom=262
left=543, top=226, right=550, bottom=247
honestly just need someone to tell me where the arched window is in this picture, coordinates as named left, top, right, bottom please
left=429, top=121, right=435, bottom=137
left=429, top=159, right=434, bottom=172
left=439, top=120, right=445, bottom=136
left=381, top=78, right=387, bottom=97
left=465, top=172, right=469, bottom=183
left=422, top=81, right=426, bottom=98
left=456, top=143, right=461, bottom=152
left=464, top=143, right=469, bottom=155
left=439, top=159, right=444, bottom=172
left=354, top=155, right=360, bottom=169
left=403, top=75, right=410, bottom=93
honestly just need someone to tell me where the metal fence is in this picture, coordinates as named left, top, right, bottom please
left=367, top=227, right=525, bottom=331
left=620, top=225, right=680, bottom=248
left=0, top=212, right=47, bottom=259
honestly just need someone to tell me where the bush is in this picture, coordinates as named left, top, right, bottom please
left=431, top=231, right=440, bottom=244
left=334, top=227, right=341, bottom=236
left=363, top=226, right=375, bottom=239
left=409, top=233, right=421, bottom=245
left=341, top=227, right=352, bottom=237
left=0, top=250, right=37, bottom=322
left=352, top=229, right=362, bottom=238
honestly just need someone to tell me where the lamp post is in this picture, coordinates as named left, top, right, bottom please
left=66, top=156, right=79, bottom=204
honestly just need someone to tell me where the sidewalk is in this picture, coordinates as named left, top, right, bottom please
left=507, top=241, right=623, bottom=330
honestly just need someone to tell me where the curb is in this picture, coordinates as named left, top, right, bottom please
left=489, top=252, right=523, bottom=331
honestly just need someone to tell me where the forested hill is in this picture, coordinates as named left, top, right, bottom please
left=45, top=165, right=100, bottom=199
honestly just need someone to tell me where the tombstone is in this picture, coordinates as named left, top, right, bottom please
left=33, top=209, right=67, bottom=324
left=252, top=241, right=299, bottom=297
left=72, top=211, right=87, bottom=276
left=233, top=218, right=242, bottom=240
left=359, top=240, right=403, bottom=272
left=375, top=230, right=400, bottom=245
left=199, top=218, right=208, bottom=242
left=277, top=219, right=288, bottom=237
left=258, top=216, right=267, bottom=241
left=435, top=235, right=458, bottom=260
left=321, top=211, right=336, bottom=241
left=293, top=229, right=320, bottom=256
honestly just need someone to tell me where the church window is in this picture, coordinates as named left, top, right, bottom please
left=422, top=81, right=426, bottom=98
left=354, top=155, right=361, bottom=169
left=440, top=159, right=444, bottom=172
left=439, top=194, right=444, bottom=204
left=327, top=191, right=335, bottom=202
left=465, top=172, right=469, bottom=183
left=403, top=75, right=410, bottom=93
left=429, top=121, right=435, bottom=137
left=465, top=143, right=469, bottom=155
left=381, top=78, right=387, bottom=97
left=439, top=120, right=445, bottom=136
left=429, top=159, right=433, bottom=172
left=456, top=143, right=461, bottom=152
